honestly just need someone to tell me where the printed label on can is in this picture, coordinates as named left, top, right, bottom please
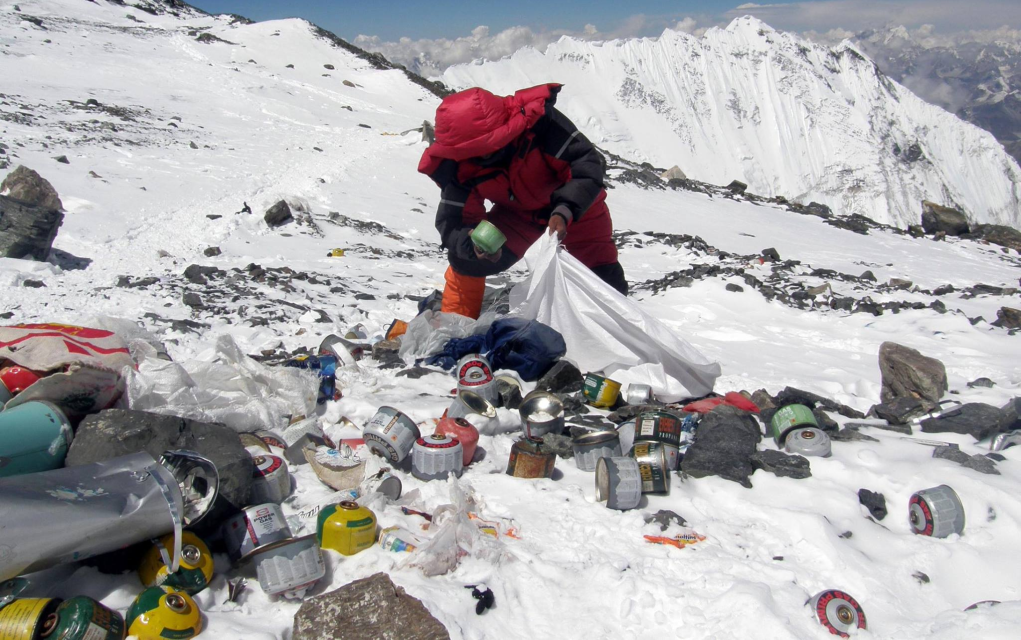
left=225, top=504, right=289, bottom=560
left=412, top=436, right=463, bottom=479
left=604, top=458, right=642, bottom=510
left=82, top=623, right=111, bottom=640
left=364, top=408, right=419, bottom=462
left=379, top=527, right=420, bottom=553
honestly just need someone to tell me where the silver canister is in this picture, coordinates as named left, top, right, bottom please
left=447, top=390, right=497, bottom=421
left=250, top=454, right=291, bottom=504
left=625, top=383, right=653, bottom=406
left=361, top=470, right=402, bottom=501
left=909, top=485, right=966, bottom=538
left=630, top=441, right=671, bottom=493
left=411, top=434, right=463, bottom=481
left=595, top=457, right=643, bottom=511
left=319, top=334, right=363, bottom=365
left=364, top=406, right=421, bottom=464
left=572, top=430, right=622, bottom=472
left=253, top=534, right=326, bottom=600
left=222, top=503, right=293, bottom=563
left=456, top=354, right=497, bottom=404
left=518, top=391, right=565, bottom=439
left=785, top=428, right=832, bottom=457
left=0, top=451, right=218, bottom=583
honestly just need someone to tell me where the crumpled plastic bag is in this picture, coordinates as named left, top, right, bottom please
left=509, top=234, right=721, bottom=402
left=425, top=317, right=566, bottom=381
left=398, top=309, right=496, bottom=362
left=125, top=334, right=318, bottom=432
left=403, top=476, right=505, bottom=577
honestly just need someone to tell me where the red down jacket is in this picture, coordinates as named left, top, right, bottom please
left=418, top=83, right=617, bottom=277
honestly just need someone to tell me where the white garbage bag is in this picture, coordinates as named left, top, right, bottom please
left=509, top=234, right=721, bottom=402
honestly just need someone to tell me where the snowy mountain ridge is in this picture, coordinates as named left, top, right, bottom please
left=441, top=17, right=1021, bottom=231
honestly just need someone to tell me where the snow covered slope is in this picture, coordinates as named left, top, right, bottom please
left=3, top=2, right=1021, bottom=639
left=441, top=17, right=1021, bottom=231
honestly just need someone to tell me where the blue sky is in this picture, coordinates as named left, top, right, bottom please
left=191, top=0, right=1021, bottom=41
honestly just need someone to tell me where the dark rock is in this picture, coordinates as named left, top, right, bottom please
left=870, top=397, right=926, bottom=425
left=354, top=293, right=375, bottom=300
left=839, top=531, right=853, bottom=539
left=774, top=387, right=865, bottom=419
left=183, top=264, right=221, bottom=285
left=879, top=342, right=948, bottom=411
left=804, top=202, right=832, bottom=218
left=292, top=572, right=449, bottom=640
left=889, top=278, right=913, bottom=290
left=967, top=377, right=995, bottom=389
left=188, top=141, right=198, bottom=150
left=264, top=200, right=293, bottom=227
left=183, top=292, right=204, bottom=308
left=495, top=378, right=523, bottom=410
left=826, top=214, right=875, bottom=235
left=645, top=509, right=687, bottom=530
left=323, top=63, right=335, bottom=70
left=968, top=224, right=1021, bottom=252
left=932, top=284, right=955, bottom=296
left=725, top=283, right=744, bottom=293
left=535, top=360, right=583, bottom=394
left=987, top=453, right=1007, bottom=462
left=117, top=276, right=159, bottom=289
left=22, top=279, right=45, bottom=288
left=0, top=194, right=64, bottom=260
left=541, top=433, right=573, bottom=458
left=396, top=367, right=438, bottom=380
left=930, top=300, right=947, bottom=314
left=750, top=389, right=775, bottom=411
left=680, top=405, right=761, bottom=488
left=343, top=80, right=357, bottom=88
left=992, top=307, right=1021, bottom=329
left=203, top=246, right=221, bottom=257
left=372, top=339, right=403, bottom=368
left=66, top=409, right=253, bottom=532
left=932, top=444, right=1000, bottom=475
left=921, top=403, right=1005, bottom=441
left=750, top=450, right=811, bottom=479
left=761, top=247, right=780, bottom=262
left=726, top=180, right=747, bottom=194
left=1, top=165, right=63, bottom=210
left=859, top=270, right=877, bottom=282
left=921, top=201, right=969, bottom=236
left=53, top=155, right=69, bottom=164
left=913, top=571, right=930, bottom=585
left=854, top=299, right=883, bottom=316
left=811, top=409, right=839, bottom=432
left=1000, top=397, right=1021, bottom=432
left=857, top=489, right=887, bottom=520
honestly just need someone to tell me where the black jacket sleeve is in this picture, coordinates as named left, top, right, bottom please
left=536, top=106, right=606, bottom=222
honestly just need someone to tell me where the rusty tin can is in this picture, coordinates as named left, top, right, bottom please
left=363, top=406, right=421, bottom=464
left=630, top=441, right=671, bottom=493
left=456, top=354, right=497, bottom=404
left=222, top=503, right=293, bottom=563
left=506, top=439, right=556, bottom=478
left=250, top=454, right=291, bottom=505
left=595, top=457, right=642, bottom=510
left=572, top=430, right=622, bottom=472
left=412, top=434, right=463, bottom=481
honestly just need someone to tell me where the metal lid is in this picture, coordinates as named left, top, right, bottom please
left=457, top=390, right=497, bottom=418
left=573, top=430, right=619, bottom=447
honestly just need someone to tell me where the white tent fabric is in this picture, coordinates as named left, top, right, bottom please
left=509, top=234, right=721, bottom=402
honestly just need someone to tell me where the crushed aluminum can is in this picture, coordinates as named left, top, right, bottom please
left=785, top=428, right=832, bottom=457
left=456, top=354, right=497, bottom=404
left=222, top=503, right=293, bottom=564
left=412, top=434, right=463, bottom=481
left=0, top=450, right=218, bottom=583
left=990, top=432, right=1021, bottom=452
left=807, top=590, right=867, bottom=637
left=595, top=457, right=642, bottom=510
left=625, top=383, right=653, bottom=406
left=223, top=577, right=247, bottom=605
left=364, top=406, right=421, bottom=465
left=253, top=535, right=326, bottom=600
left=909, top=485, right=965, bottom=538
left=572, top=430, right=622, bottom=472
left=250, top=454, right=292, bottom=505
left=506, top=438, right=556, bottom=478
left=361, top=469, right=402, bottom=501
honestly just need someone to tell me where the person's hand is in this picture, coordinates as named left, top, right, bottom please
left=551, top=214, right=567, bottom=241
left=474, top=245, right=502, bottom=262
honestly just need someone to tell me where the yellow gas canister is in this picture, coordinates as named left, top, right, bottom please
left=126, top=587, right=202, bottom=640
left=138, top=531, right=214, bottom=595
left=0, top=598, right=59, bottom=640
left=316, top=501, right=377, bottom=556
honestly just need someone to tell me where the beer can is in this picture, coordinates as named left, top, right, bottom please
left=363, top=406, right=421, bottom=464
left=572, top=430, right=622, bottom=472
left=126, top=587, right=202, bottom=640
left=412, top=434, right=463, bottom=481
left=456, top=354, right=497, bottom=404
left=595, top=457, right=642, bottom=511
left=634, top=411, right=683, bottom=447
left=250, top=454, right=291, bottom=504
left=909, top=485, right=965, bottom=538
left=808, top=590, right=867, bottom=637
left=317, top=501, right=377, bottom=556
left=378, top=526, right=422, bottom=553
left=770, top=404, right=819, bottom=446
left=785, top=428, right=832, bottom=458
left=505, top=438, right=556, bottom=478
left=253, top=535, right=326, bottom=600
left=582, top=373, right=621, bottom=408
left=630, top=441, right=671, bottom=493
left=38, top=596, right=126, bottom=640
left=0, top=598, right=60, bottom=640
left=222, top=503, right=293, bottom=563
left=361, top=470, right=402, bottom=501
left=625, top=383, right=653, bottom=406
left=138, top=531, right=214, bottom=595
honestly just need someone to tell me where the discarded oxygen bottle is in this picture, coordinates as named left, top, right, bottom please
left=0, top=450, right=218, bottom=583
left=909, top=485, right=965, bottom=538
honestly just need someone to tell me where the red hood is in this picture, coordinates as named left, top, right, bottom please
left=419, top=84, right=561, bottom=173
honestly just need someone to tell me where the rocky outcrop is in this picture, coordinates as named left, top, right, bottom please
left=921, top=201, right=969, bottom=236
left=878, top=342, right=947, bottom=411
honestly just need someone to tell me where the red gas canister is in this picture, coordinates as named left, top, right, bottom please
left=434, top=416, right=479, bottom=467
left=0, top=366, right=44, bottom=394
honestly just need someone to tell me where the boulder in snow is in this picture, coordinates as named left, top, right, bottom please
left=0, top=194, right=64, bottom=261
left=1, top=165, right=63, bottom=210
left=680, top=404, right=761, bottom=488
left=878, top=342, right=947, bottom=411
left=750, top=449, right=811, bottom=479
left=921, top=201, right=969, bottom=236
left=919, top=403, right=1005, bottom=441
left=264, top=200, right=293, bottom=227
left=660, top=165, right=687, bottom=181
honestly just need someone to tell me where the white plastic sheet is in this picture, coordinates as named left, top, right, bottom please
left=509, top=234, right=721, bottom=402
left=397, top=309, right=496, bottom=362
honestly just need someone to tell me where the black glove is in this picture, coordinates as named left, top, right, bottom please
left=445, top=227, right=476, bottom=262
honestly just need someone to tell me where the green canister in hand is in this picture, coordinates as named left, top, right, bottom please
left=470, top=220, right=506, bottom=255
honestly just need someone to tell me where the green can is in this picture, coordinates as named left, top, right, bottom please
left=582, top=373, right=621, bottom=409
left=769, top=404, right=819, bottom=446
left=470, top=220, right=506, bottom=255
left=41, top=596, right=126, bottom=640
